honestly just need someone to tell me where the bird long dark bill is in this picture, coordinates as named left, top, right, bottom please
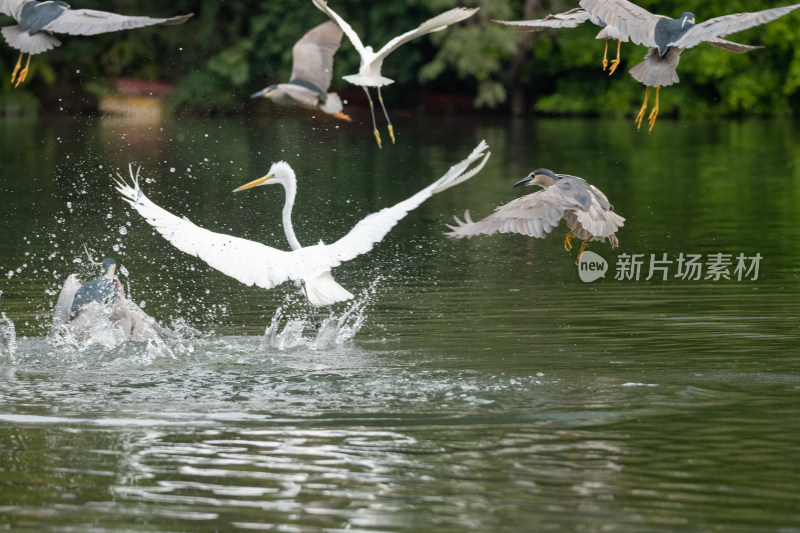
left=232, top=174, right=272, bottom=192
left=634, top=85, right=660, bottom=132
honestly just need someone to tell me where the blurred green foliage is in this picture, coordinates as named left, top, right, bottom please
left=1, top=0, right=799, bottom=117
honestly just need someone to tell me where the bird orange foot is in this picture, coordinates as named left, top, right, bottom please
left=388, top=124, right=395, bottom=145
left=575, top=241, right=591, bottom=264
left=564, top=231, right=575, bottom=252
left=333, top=112, right=352, bottom=122
left=647, top=105, right=659, bottom=132
left=607, top=58, right=620, bottom=76
left=373, top=129, right=382, bottom=149
left=10, top=52, right=30, bottom=87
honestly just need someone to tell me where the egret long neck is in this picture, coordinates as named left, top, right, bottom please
left=281, top=181, right=303, bottom=251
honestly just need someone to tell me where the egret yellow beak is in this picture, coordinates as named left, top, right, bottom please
left=233, top=173, right=273, bottom=192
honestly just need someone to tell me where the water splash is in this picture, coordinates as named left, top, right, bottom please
left=261, top=279, right=379, bottom=351
left=0, top=312, right=17, bottom=359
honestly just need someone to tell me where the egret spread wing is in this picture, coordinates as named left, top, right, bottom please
left=372, top=7, right=478, bottom=63
left=291, top=21, right=342, bottom=92
left=44, top=9, right=192, bottom=36
left=579, top=0, right=662, bottom=47
left=116, top=167, right=297, bottom=291
left=327, top=140, right=490, bottom=264
left=0, top=0, right=24, bottom=18
left=493, top=8, right=591, bottom=32
left=312, top=0, right=366, bottom=56
left=669, top=4, right=800, bottom=50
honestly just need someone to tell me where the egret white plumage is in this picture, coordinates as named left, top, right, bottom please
left=446, top=168, right=624, bottom=261
left=312, top=0, right=479, bottom=148
left=250, top=21, right=351, bottom=122
left=116, top=141, right=490, bottom=308
left=1, top=0, right=192, bottom=87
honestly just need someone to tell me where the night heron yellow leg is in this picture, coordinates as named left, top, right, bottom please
left=575, top=241, right=591, bottom=263
left=602, top=40, right=609, bottom=71
left=363, top=87, right=382, bottom=149
left=14, top=53, right=31, bottom=87
left=377, top=87, right=395, bottom=144
left=10, top=52, right=23, bottom=84
left=607, top=40, right=621, bottom=76
left=564, top=230, right=576, bottom=251
left=647, top=85, right=660, bottom=132
left=635, top=86, right=651, bottom=130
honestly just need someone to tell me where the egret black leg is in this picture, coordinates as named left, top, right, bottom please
left=377, top=87, right=395, bottom=144
left=299, top=280, right=320, bottom=330
left=363, top=87, right=382, bottom=148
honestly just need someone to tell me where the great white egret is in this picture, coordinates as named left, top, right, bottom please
left=312, top=0, right=479, bottom=148
left=250, top=21, right=351, bottom=122
left=579, top=0, right=800, bottom=131
left=116, top=141, right=490, bottom=308
left=446, top=168, right=624, bottom=260
left=1, top=0, right=192, bottom=87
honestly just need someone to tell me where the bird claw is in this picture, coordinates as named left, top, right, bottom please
left=648, top=106, right=659, bottom=132
left=564, top=231, right=575, bottom=252
left=607, top=59, right=620, bottom=76
left=575, top=241, right=591, bottom=263
left=388, top=124, right=396, bottom=145
left=373, top=129, right=382, bottom=149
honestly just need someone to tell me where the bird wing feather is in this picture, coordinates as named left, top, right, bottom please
left=311, top=0, right=367, bottom=56
left=704, top=37, right=764, bottom=54
left=328, top=140, right=490, bottom=263
left=116, top=169, right=299, bottom=291
left=579, top=0, right=663, bottom=47
left=493, top=8, right=591, bottom=32
left=0, top=0, right=25, bottom=19
left=44, top=10, right=192, bottom=36
left=290, top=21, right=342, bottom=92
left=669, top=4, right=800, bottom=50
left=372, top=7, right=479, bottom=63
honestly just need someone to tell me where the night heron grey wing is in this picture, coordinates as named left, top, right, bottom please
left=371, top=7, right=478, bottom=63
left=668, top=4, right=800, bottom=50
left=579, top=0, right=664, bottom=47
left=705, top=37, right=764, bottom=54
left=493, top=8, right=591, bottom=32
left=290, top=21, right=342, bottom=92
left=43, top=9, right=192, bottom=36
left=445, top=186, right=573, bottom=239
left=0, top=0, right=24, bottom=18
left=281, top=83, right=324, bottom=107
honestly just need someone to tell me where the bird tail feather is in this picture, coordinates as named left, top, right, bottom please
left=1, top=26, right=60, bottom=54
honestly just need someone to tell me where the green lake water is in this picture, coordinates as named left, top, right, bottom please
left=0, top=113, right=799, bottom=531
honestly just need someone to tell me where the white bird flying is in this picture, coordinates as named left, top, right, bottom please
left=312, top=0, right=479, bottom=148
left=116, top=141, right=490, bottom=308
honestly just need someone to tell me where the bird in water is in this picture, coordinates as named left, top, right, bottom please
left=250, top=21, right=351, bottom=122
left=69, top=257, right=119, bottom=315
left=116, top=142, right=490, bottom=310
left=1, top=0, right=192, bottom=87
left=312, top=0, right=478, bottom=148
left=494, top=7, right=630, bottom=75
left=579, top=0, right=800, bottom=131
left=446, top=168, right=624, bottom=261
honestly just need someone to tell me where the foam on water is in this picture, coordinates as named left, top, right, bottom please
left=0, top=311, right=17, bottom=359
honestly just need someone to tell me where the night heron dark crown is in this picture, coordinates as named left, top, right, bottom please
left=533, top=168, right=559, bottom=180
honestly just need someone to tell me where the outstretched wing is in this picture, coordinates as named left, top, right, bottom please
left=493, top=8, right=591, bottom=32
left=0, top=0, right=25, bottom=19
left=291, top=21, right=342, bottom=92
left=579, top=0, right=663, bottom=47
left=326, top=140, right=490, bottom=263
left=705, top=37, right=764, bottom=54
left=312, top=0, right=367, bottom=56
left=44, top=9, right=192, bottom=36
left=372, top=7, right=478, bottom=63
left=116, top=167, right=297, bottom=291
left=669, top=4, right=800, bottom=50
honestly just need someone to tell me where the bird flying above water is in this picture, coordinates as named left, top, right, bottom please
left=250, top=21, right=351, bottom=122
left=312, top=0, right=478, bottom=148
left=446, top=168, right=624, bottom=261
left=1, top=0, right=192, bottom=86
left=116, top=142, right=491, bottom=309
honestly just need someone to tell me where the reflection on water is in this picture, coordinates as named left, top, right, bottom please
left=0, top=116, right=799, bottom=531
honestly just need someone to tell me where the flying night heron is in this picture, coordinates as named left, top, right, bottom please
left=250, top=21, right=351, bottom=122
left=312, top=0, right=478, bottom=148
left=579, top=0, right=800, bottom=131
left=1, top=0, right=192, bottom=87
left=69, top=257, right=119, bottom=315
left=495, top=7, right=629, bottom=75
left=116, top=142, right=490, bottom=310
left=446, top=168, right=624, bottom=260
